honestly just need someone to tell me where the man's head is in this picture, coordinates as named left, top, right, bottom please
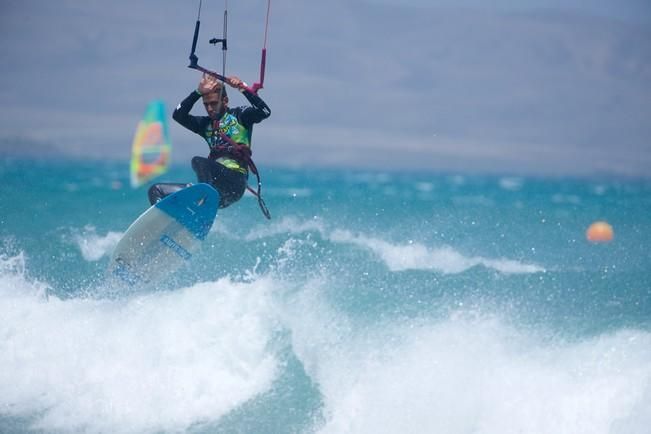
left=202, top=84, right=228, bottom=119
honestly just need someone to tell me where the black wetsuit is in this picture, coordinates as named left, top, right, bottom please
left=148, top=89, right=270, bottom=208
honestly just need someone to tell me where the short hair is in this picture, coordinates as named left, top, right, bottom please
left=206, top=83, right=227, bottom=98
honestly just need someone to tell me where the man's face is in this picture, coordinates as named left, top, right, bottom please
left=202, top=92, right=227, bottom=119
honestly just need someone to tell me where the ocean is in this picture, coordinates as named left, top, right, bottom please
left=1, top=157, right=650, bottom=433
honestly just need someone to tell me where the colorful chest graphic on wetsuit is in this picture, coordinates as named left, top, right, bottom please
left=204, top=112, right=250, bottom=148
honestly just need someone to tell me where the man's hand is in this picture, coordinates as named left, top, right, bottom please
left=197, top=73, right=222, bottom=95
left=225, top=76, right=248, bottom=91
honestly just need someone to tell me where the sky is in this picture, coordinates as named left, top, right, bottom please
left=1, top=0, right=650, bottom=177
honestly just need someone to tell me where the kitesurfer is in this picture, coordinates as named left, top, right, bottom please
left=147, top=73, right=271, bottom=209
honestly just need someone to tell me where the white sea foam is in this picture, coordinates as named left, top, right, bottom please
left=0, top=255, right=279, bottom=433
left=72, top=225, right=123, bottom=261
left=318, top=324, right=651, bottom=434
left=208, top=218, right=244, bottom=239
left=415, top=181, right=434, bottom=193
left=0, top=251, right=26, bottom=276
left=241, top=217, right=543, bottom=275
left=447, top=175, right=466, bottom=186
left=244, top=215, right=328, bottom=241
left=499, top=177, right=524, bottom=191
left=329, top=230, right=544, bottom=274
left=551, top=193, right=582, bottom=205
left=593, top=185, right=608, bottom=195
left=267, top=187, right=313, bottom=198
left=283, top=291, right=651, bottom=434
left=0, top=251, right=50, bottom=297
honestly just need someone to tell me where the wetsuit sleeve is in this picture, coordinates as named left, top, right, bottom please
left=172, top=91, right=206, bottom=135
left=238, top=90, right=271, bottom=127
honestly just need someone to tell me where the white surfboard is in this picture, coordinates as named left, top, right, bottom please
left=108, top=183, right=219, bottom=287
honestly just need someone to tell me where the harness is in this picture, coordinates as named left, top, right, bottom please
left=208, top=123, right=271, bottom=219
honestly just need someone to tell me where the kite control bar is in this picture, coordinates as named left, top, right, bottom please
left=187, top=0, right=270, bottom=95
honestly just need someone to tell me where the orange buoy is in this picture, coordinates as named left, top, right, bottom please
left=586, top=221, right=614, bottom=243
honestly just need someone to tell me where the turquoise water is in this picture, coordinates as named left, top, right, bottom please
left=1, top=158, right=650, bottom=433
